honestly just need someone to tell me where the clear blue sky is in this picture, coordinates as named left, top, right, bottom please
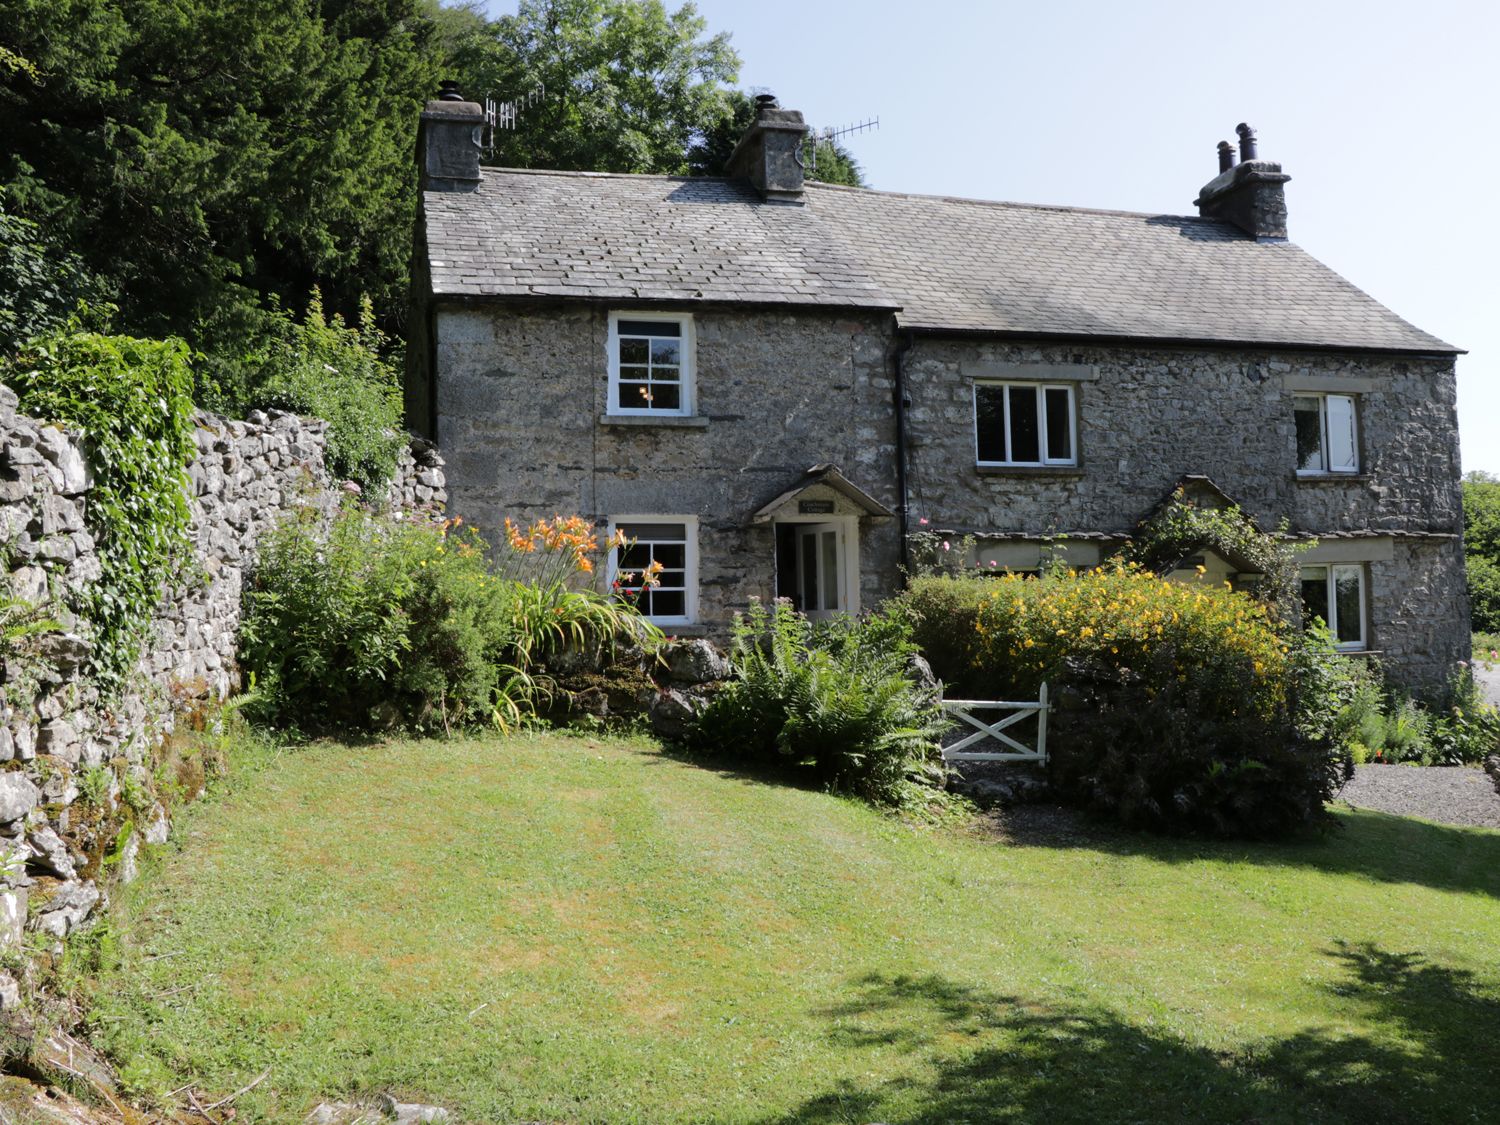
left=481, top=0, right=1497, bottom=475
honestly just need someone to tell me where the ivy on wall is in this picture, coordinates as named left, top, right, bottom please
left=1116, top=487, right=1305, bottom=624
left=6, top=327, right=196, bottom=690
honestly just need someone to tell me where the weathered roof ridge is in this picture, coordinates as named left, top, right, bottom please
left=477, top=165, right=1242, bottom=226
left=423, top=169, right=1459, bottom=354
left=803, top=179, right=1230, bottom=224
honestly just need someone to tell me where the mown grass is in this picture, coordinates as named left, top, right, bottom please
left=88, top=732, right=1500, bottom=1124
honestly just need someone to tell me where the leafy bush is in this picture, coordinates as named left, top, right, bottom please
left=895, top=566, right=1341, bottom=837
left=690, top=600, right=949, bottom=809
left=6, top=326, right=196, bottom=689
left=1466, top=554, right=1500, bottom=635
left=240, top=507, right=658, bottom=733
left=250, top=291, right=405, bottom=493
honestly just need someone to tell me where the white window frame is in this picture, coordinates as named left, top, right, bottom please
left=973, top=381, right=1078, bottom=467
left=1300, top=563, right=1368, bottom=651
left=606, top=312, right=695, bottom=417
left=606, top=514, right=698, bottom=626
left=1294, top=393, right=1359, bottom=475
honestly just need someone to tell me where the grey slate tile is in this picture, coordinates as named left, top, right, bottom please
left=422, top=169, right=1456, bottom=354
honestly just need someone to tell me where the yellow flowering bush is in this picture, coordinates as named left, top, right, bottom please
left=901, top=562, right=1288, bottom=718
left=896, top=565, right=1338, bottom=837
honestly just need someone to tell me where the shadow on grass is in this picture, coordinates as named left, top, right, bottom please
left=659, top=738, right=1500, bottom=901
left=985, top=800, right=1500, bottom=900
left=763, top=942, right=1500, bottom=1125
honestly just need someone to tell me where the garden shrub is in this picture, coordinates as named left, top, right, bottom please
left=5, top=325, right=196, bottom=690
left=240, top=507, right=658, bottom=732
left=1466, top=554, right=1500, bottom=635
left=250, top=291, right=405, bottom=493
left=690, top=599, right=949, bottom=810
left=895, top=566, right=1341, bottom=836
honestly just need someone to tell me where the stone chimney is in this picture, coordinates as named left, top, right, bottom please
left=1194, top=123, right=1291, bottom=242
left=419, top=80, right=483, bottom=192
left=726, top=94, right=809, bottom=203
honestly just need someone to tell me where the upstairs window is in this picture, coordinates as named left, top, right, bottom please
left=1294, top=393, right=1358, bottom=474
left=974, top=382, right=1076, bottom=467
left=1301, top=564, right=1367, bottom=650
left=608, top=313, right=693, bottom=416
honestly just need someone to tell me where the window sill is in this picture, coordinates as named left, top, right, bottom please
left=654, top=623, right=708, bottom=637
left=599, top=414, right=708, bottom=429
left=975, top=465, right=1084, bottom=478
left=1295, top=472, right=1367, bottom=483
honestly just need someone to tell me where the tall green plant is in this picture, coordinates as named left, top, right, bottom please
left=6, top=326, right=196, bottom=689
left=693, top=600, right=949, bottom=809
left=252, top=291, right=405, bottom=492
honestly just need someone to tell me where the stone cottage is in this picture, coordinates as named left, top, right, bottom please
left=405, top=89, right=1469, bottom=688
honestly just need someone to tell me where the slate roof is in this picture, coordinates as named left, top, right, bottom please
left=423, top=169, right=1457, bottom=354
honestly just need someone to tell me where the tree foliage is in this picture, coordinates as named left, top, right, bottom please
left=0, top=0, right=442, bottom=350
left=444, top=0, right=740, bottom=174
left=1464, top=471, right=1500, bottom=631
left=0, top=194, right=113, bottom=353
left=688, top=90, right=866, bottom=187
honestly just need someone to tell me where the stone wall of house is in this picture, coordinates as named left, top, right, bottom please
left=903, top=337, right=1469, bottom=687
left=0, top=386, right=445, bottom=977
left=433, top=303, right=903, bottom=631
left=426, top=301, right=1468, bottom=687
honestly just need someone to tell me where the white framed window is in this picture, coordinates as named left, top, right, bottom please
left=974, top=382, right=1077, bottom=466
left=1301, top=564, right=1367, bottom=650
left=1294, top=393, right=1359, bottom=474
left=607, top=515, right=698, bottom=625
left=607, top=312, right=694, bottom=416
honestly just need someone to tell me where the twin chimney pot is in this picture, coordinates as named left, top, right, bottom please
left=1195, top=123, right=1290, bottom=242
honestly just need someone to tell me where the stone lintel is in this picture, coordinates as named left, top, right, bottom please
left=1282, top=374, right=1387, bottom=394
left=1297, top=537, right=1395, bottom=564
left=963, top=362, right=1099, bottom=383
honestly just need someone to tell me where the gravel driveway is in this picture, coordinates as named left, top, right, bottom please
left=1475, top=662, right=1500, bottom=707
left=1336, top=764, right=1500, bottom=830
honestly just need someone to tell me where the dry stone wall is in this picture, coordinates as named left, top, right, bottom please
left=0, top=385, right=445, bottom=985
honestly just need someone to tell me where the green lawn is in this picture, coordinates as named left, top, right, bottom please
left=92, top=733, right=1500, bottom=1124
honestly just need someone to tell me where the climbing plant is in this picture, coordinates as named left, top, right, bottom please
left=1116, top=487, right=1304, bottom=624
left=5, top=326, right=197, bottom=690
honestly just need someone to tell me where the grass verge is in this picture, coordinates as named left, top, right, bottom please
left=85, top=732, right=1500, bottom=1123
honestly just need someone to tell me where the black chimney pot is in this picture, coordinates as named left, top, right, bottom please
left=1236, top=123, right=1258, bottom=162
left=438, top=80, right=464, bottom=102
left=1217, top=141, right=1236, bottom=173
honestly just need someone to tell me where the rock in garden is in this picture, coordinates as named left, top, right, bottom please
left=0, top=775, right=40, bottom=825
left=665, top=638, right=731, bottom=684
left=0, top=889, right=27, bottom=950
left=25, top=826, right=75, bottom=880
left=649, top=688, right=707, bottom=739
left=32, top=880, right=99, bottom=937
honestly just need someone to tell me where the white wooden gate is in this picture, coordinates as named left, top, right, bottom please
left=940, top=683, right=1049, bottom=764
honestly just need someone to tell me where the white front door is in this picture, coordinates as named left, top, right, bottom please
left=796, top=522, right=847, bottom=620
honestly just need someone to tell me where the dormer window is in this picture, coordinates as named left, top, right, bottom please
left=608, top=313, right=694, bottom=416
left=1294, top=393, right=1358, bottom=474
